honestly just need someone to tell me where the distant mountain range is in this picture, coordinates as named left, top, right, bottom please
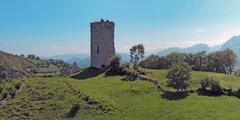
left=43, top=53, right=90, bottom=68
left=157, top=35, right=240, bottom=57
left=44, top=53, right=131, bottom=68
left=221, top=35, right=240, bottom=68
left=44, top=35, right=240, bottom=68
left=158, top=44, right=222, bottom=56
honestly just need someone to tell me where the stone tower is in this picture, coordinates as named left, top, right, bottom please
left=90, top=19, right=115, bottom=68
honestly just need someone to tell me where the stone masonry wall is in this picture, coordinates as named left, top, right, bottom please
left=90, top=19, right=115, bottom=68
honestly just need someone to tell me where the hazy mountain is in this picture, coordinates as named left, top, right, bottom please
left=44, top=35, right=240, bottom=68
left=221, top=35, right=240, bottom=68
left=45, top=53, right=131, bottom=68
left=221, top=35, right=240, bottom=53
left=117, top=53, right=131, bottom=64
left=209, top=45, right=222, bottom=52
left=44, top=53, right=89, bottom=62
left=185, top=44, right=210, bottom=53
left=44, top=53, right=90, bottom=68
left=158, top=44, right=211, bottom=56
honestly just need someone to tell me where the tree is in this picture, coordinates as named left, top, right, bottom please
left=105, top=55, right=125, bottom=75
left=139, top=54, right=160, bottom=69
left=130, top=44, right=145, bottom=70
left=166, top=52, right=186, bottom=64
left=200, top=78, right=222, bottom=94
left=207, top=52, right=226, bottom=73
left=27, top=54, right=36, bottom=59
left=193, top=51, right=207, bottom=71
left=221, top=49, right=237, bottom=75
left=36, top=56, right=40, bottom=60
left=167, top=62, right=191, bottom=92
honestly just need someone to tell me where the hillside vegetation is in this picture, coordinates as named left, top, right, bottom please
left=1, top=69, right=240, bottom=120
left=0, top=51, right=79, bottom=81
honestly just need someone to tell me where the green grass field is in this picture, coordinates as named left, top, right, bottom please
left=1, top=69, right=240, bottom=120
left=144, top=69, right=240, bottom=90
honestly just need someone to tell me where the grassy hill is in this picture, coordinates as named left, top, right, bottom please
left=0, top=51, right=79, bottom=81
left=0, top=51, right=35, bottom=80
left=1, top=69, right=240, bottom=120
left=144, top=69, right=240, bottom=90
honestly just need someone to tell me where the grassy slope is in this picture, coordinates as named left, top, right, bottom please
left=0, top=51, right=69, bottom=78
left=1, top=70, right=240, bottom=119
left=0, top=51, right=34, bottom=74
left=145, top=69, right=240, bottom=90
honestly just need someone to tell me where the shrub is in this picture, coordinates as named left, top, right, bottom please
left=105, top=55, right=126, bottom=76
left=14, top=81, right=22, bottom=90
left=0, top=89, right=8, bottom=100
left=235, top=70, right=240, bottom=77
left=200, top=78, right=210, bottom=90
left=122, top=73, right=138, bottom=81
left=200, top=78, right=222, bottom=94
left=0, top=86, right=3, bottom=93
left=167, top=62, right=191, bottom=92
left=8, top=87, right=16, bottom=98
left=66, top=102, right=80, bottom=118
left=236, top=88, right=240, bottom=98
left=0, top=71, right=7, bottom=79
left=210, top=80, right=221, bottom=93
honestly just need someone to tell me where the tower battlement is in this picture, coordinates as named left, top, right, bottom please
left=90, top=19, right=115, bottom=68
left=90, top=19, right=115, bottom=32
left=90, top=19, right=114, bottom=25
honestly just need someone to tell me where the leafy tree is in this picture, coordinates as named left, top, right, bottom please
left=27, top=54, right=36, bottom=59
left=167, top=62, right=191, bottom=92
left=206, top=52, right=226, bottom=73
left=166, top=52, right=186, bottom=64
left=193, top=51, right=207, bottom=71
left=200, top=78, right=222, bottom=94
left=200, top=78, right=210, bottom=90
left=105, top=55, right=125, bottom=75
left=139, top=55, right=160, bottom=69
left=130, top=44, right=145, bottom=70
left=36, top=56, right=40, bottom=60
left=221, top=49, right=237, bottom=75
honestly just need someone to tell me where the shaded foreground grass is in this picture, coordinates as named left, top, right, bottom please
left=1, top=69, right=240, bottom=119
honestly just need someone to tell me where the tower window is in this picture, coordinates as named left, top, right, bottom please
left=97, top=46, right=100, bottom=54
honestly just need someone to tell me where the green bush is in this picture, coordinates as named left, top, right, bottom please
left=0, top=71, right=7, bottom=79
left=200, top=78, right=210, bottom=90
left=236, top=88, right=240, bottom=98
left=167, top=62, right=192, bottom=92
left=14, top=81, right=22, bottom=90
left=200, top=78, right=222, bottom=93
left=0, top=86, right=3, bottom=93
left=105, top=55, right=126, bottom=76
left=0, top=89, right=8, bottom=100
left=66, top=102, right=80, bottom=118
left=234, top=70, right=240, bottom=77
left=210, top=80, right=221, bottom=92
left=8, top=87, right=16, bottom=98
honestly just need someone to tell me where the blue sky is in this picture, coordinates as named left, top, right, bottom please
left=0, top=0, right=240, bottom=56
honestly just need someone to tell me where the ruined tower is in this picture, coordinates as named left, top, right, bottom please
left=90, top=19, right=115, bottom=68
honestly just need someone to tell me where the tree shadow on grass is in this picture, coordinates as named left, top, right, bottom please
left=70, top=67, right=103, bottom=80
left=161, top=91, right=189, bottom=100
left=197, top=89, right=223, bottom=97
